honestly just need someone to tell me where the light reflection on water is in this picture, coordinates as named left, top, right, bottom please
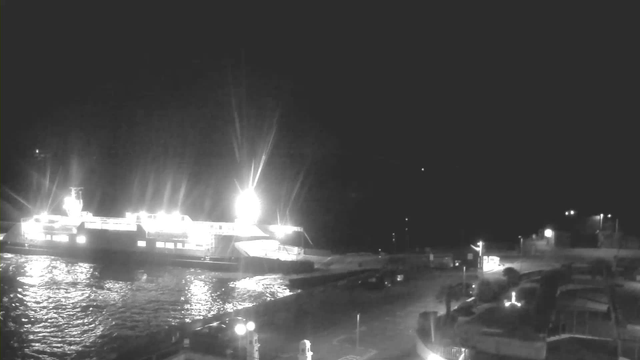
left=0, top=253, right=296, bottom=360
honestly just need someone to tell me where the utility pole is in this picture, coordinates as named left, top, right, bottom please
left=600, top=214, right=604, bottom=230
left=392, top=233, right=397, bottom=254
left=405, top=217, right=409, bottom=253
left=471, top=241, right=484, bottom=277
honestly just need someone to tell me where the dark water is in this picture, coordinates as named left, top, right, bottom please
left=0, top=253, right=295, bottom=360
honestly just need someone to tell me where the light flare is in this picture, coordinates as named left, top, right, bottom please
left=235, top=189, right=260, bottom=224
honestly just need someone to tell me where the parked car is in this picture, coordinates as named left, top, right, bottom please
left=358, top=268, right=405, bottom=290
left=190, top=317, right=256, bottom=358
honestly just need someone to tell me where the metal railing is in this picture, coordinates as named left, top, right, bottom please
left=549, top=309, right=640, bottom=360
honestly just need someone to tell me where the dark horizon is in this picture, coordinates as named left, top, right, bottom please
left=2, top=3, right=638, bottom=251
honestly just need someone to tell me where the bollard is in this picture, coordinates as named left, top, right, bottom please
left=247, top=332, right=259, bottom=360
left=298, top=340, right=312, bottom=360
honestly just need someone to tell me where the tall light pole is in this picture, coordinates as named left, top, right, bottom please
left=471, top=241, right=484, bottom=275
left=519, top=236, right=524, bottom=257
left=599, top=214, right=604, bottom=230
left=392, top=232, right=396, bottom=254
left=544, top=228, right=555, bottom=246
left=405, top=217, right=409, bottom=253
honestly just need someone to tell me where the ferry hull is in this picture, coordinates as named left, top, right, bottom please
left=1, top=222, right=315, bottom=274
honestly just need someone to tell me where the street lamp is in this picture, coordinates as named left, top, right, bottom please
left=471, top=241, right=484, bottom=274
left=565, top=210, right=575, bottom=216
left=544, top=229, right=555, bottom=246
left=519, top=236, right=524, bottom=256
left=405, top=218, right=409, bottom=252
left=599, top=214, right=604, bottom=230
left=392, top=232, right=396, bottom=254
left=605, top=214, right=620, bottom=234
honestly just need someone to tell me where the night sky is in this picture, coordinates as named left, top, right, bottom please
left=2, top=3, right=638, bottom=251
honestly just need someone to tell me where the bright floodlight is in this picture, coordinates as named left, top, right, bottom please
left=63, top=196, right=82, bottom=218
left=544, top=229, right=553, bottom=238
left=234, top=323, right=247, bottom=335
left=246, top=321, right=255, bottom=331
left=608, top=214, right=612, bottom=218
left=570, top=210, right=575, bottom=215
left=77, top=235, right=86, bottom=244
left=565, top=211, right=569, bottom=215
left=235, top=189, right=261, bottom=224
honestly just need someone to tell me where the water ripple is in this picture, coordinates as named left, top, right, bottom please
left=0, top=253, right=295, bottom=360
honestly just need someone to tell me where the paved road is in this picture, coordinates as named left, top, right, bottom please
left=255, top=269, right=474, bottom=360
left=258, top=258, right=560, bottom=360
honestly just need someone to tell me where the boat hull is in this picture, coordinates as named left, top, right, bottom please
left=1, top=223, right=315, bottom=274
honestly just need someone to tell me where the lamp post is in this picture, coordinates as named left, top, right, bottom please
left=405, top=217, right=409, bottom=253
left=599, top=214, right=604, bottom=230
left=607, top=214, right=616, bottom=232
left=544, top=228, right=555, bottom=247
left=519, top=236, right=524, bottom=257
left=392, top=232, right=396, bottom=254
left=471, top=241, right=484, bottom=275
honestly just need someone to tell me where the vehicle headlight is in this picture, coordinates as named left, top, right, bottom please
left=234, top=323, right=247, bottom=335
left=246, top=321, right=255, bottom=332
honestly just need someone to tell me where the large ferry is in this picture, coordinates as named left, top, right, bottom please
left=0, top=187, right=323, bottom=273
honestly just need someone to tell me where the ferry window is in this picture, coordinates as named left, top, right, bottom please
left=157, top=242, right=165, bottom=248
left=166, top=242, right=175, bottom=249
left=177, top=243, right=183, bottom=248
left=137, top=241, right=146, bottom=247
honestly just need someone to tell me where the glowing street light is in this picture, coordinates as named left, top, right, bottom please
left=235, top=189, right=261, bottom=224
left=565, top=210, right=575, bottom=216
left=504, top=291, right=521, bottom=307
left=471, top=241, right=484, bottom=273
left=544, top=229, right=553, bottom=238
left=234, top=323, right=247, bottom=335
left=599, top=213, right=604, bottom=229
left=246, top=321, right=255, bottom=332
left=519, top=236, right=524, bottom=256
